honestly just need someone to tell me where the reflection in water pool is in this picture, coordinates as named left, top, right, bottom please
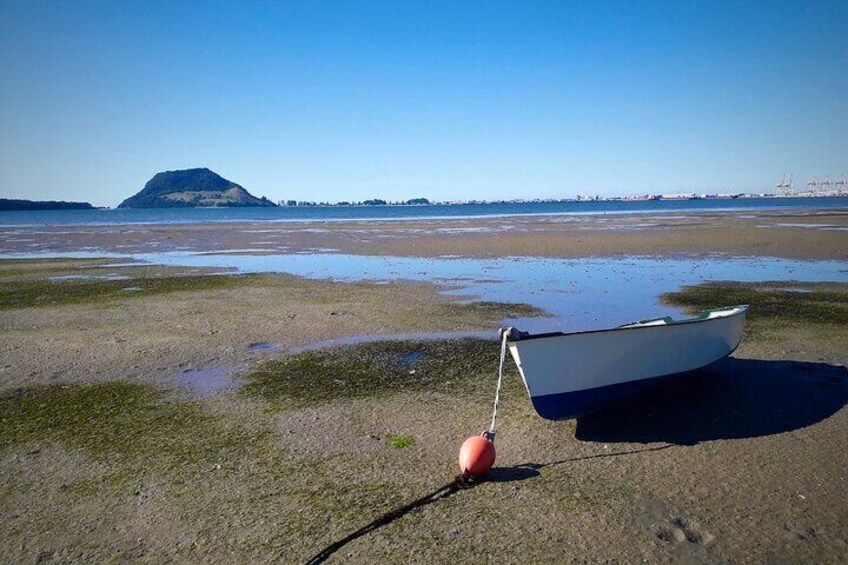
left=128, top=252, right=847, bottom=333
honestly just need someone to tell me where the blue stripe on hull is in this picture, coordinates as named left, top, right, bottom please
left=530, top=371, right=686, bottom=420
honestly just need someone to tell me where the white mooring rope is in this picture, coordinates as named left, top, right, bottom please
left=487, top=327, right=512, bottom=439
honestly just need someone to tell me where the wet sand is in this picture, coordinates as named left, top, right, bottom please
left=2, top=207, right=847, bottom=260
left=1, top=210, right=847, bottom=563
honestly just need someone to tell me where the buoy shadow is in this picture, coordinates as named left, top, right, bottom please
left=305, top=476, right=474, bottom=564
left=306, top=448, right=673, bottom=562
left=575, top=358, right=848, bottom=445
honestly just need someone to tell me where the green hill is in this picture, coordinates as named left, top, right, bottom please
left=118, top=168, right=277, bottom=208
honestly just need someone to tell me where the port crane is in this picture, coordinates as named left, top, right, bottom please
left=806, top=176, right=818, bottom=194
left=776, top=173, right=794, bottom=196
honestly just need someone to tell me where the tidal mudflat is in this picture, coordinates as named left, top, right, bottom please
left=1, top=211, right=847, bottom=562
left=2, top=207, right=847, bottom=260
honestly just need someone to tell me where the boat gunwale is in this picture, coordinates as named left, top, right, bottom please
left=508, top=304, right=749, bottom=343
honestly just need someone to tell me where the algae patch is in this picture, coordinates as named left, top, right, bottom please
left=0, top=381, right=269, bottom=474
left=0, top=380, right=419, bottom=561
left=386, top=435, right=416, bottom=449
left=242, top=338, right=518, bottom=406
left=440, top=300, right=545, bottom=320
left=0, top=273, right=264, bottom=310
left=662, top=281, right=848, bottom=325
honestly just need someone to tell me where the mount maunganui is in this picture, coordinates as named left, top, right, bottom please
left=118, top=168, right=277, bottom=208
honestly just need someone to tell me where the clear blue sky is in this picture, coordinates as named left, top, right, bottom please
left=1, top=1, right=846, bottom=206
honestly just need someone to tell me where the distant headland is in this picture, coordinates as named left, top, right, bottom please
left=118, top=168, right=277, bottom=208
left=0, top=198, right=96, bottom=211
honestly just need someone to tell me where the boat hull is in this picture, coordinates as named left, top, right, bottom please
left=508, top=306, right=748, bottom=420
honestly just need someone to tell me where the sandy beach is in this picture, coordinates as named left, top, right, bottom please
left=1, top=208, right=847, bottom=563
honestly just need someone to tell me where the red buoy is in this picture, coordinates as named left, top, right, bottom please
left=459, top=432, right=496, bottom=477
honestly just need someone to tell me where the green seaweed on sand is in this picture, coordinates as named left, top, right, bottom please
left=441, top=300, right=544, bottom=319
left=0, top=381, right=271, bottom=478
left=0, top=273, right=262, bottom=310
left=242, top=338, right=523, bottom=406
left=386, top=435, right=416, bottom=448
left=662, top=281, right=848, bottom=325
left=0, top=380, right=423, bottom=556
left=0, top=258, right=115, bottom=278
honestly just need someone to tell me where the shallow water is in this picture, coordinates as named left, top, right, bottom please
left=4, top=248, right=845, bottom=333
left=50, top=273, right=129, bottom=282
left=174, top=366, right=244, bottom=397
left=128, top=252, right=848, bottom=333
left=248, top=342, right=281, bottom=352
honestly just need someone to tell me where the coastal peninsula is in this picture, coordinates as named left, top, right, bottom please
left=0, top=198, right=95, bottom=211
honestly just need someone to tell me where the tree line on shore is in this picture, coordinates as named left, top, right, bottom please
left=280, top=198, right=430, bottom=207
left=0, top=198, right=95, bottom=211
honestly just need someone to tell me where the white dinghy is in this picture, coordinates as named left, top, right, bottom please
left=505, top=305, right=748, bottom=420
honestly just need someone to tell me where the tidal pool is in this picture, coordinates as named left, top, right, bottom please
left=174, top=366, right=244, bottom=397
left=3, top=249, right=845, bottom=333
left=127, top=252, right=848, bottom=333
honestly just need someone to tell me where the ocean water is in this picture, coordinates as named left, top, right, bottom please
left=1, top=196, right=847, bottom=226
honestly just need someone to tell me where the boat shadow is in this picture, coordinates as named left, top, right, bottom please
left=303, top=359, right=845, bottom=562
left=573, top=357, right=848, bottom=445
